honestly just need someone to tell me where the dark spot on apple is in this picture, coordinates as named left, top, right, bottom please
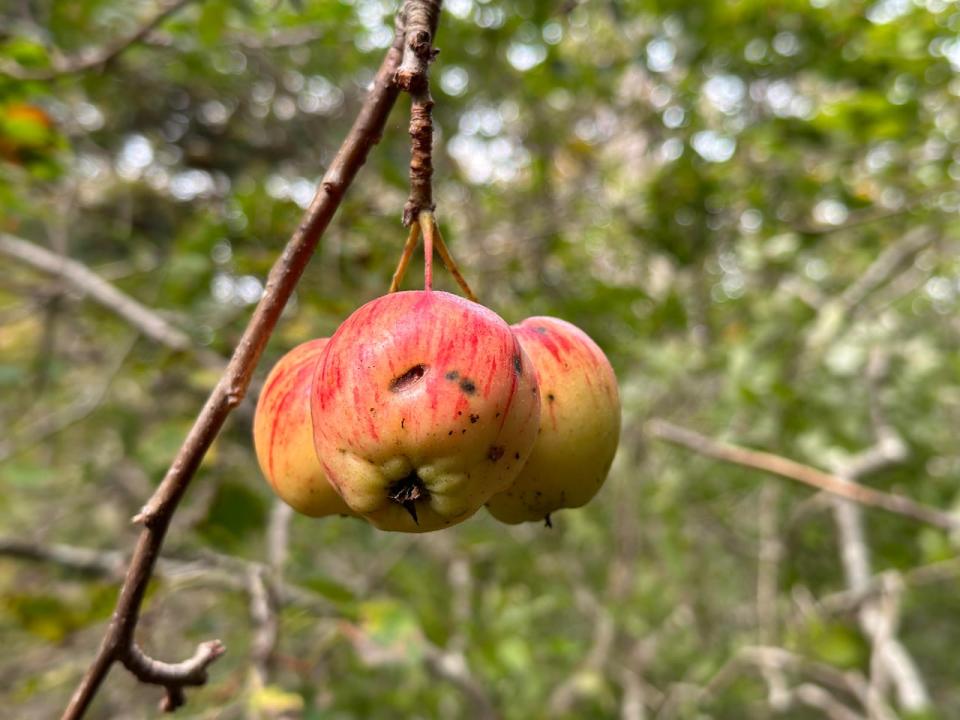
left=514, top=452, right=520, bottom=460
left=547, top=393, right=555, bottom=403
left=445, top=370, right=459, bottom=380
left=469, top=414, right=479, bottom=424
left=513, top=354, right=523, bottom=375
left=461, top=429, right=467, bottom=434
left=401, top=418, right=406, bottom=429
left=535, top=326, right=548, bottom=334
left=390, top=364, right=427, bottom=392
left=388, top=471, right=428, bottom=525
left=457, top=411, right=462, bottom=416
left=495, top=412, right=501, bottom=418
left=487, top=445, right=504, bottom=461
left=448, top=430, right=453, bottom=436
left=459, top=378, right=477, bottom=395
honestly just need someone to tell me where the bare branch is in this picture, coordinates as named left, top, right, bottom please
left=828, top=350, right=931, bottom=715
left=0, top=233, right=198, bottom=354
left=59, top=5, right=417, bottom=714
left=122, top=640, right=226, bottom=712
left=804, top=227, right=935, bottom=355
left=0, top=0, right=197, bottom=80
left=646, top=419, right=958, bottom=531
left=816, top=559, right=960, bottom=615
left=395, top=0, right=442, bottom=225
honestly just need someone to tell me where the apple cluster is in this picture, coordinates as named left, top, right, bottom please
left=253, top=290, right=620, bottom=533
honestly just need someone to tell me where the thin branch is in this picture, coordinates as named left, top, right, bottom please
left=0, top=233, right=197, bottom=354
left=395, top=0, right=441, bottom=225
left=388, top=221, right=421, bottom=292
left=646, top=419, right=958, bottom=532
left=0, top=537, right=332, bottom=613
left=59, top=2, right=421, bottom=713
left=433, top=218, right=478, bottom=301
left=816, top=558, right=960, bottom=615
left=0, top=0, right=197, bottom=80
left=804, top=227, right=935, bottom=356
left=828, top=350, right=930, bottom=715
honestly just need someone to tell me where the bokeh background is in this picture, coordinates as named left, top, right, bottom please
left=2, top=0, right=960, bottom=717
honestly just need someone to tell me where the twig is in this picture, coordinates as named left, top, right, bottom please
left=815, top=558, right=960, bottom=615
left=646, top=419, right=958, bottom=532
left=432, top=219, right=478, bottom=301
left=0, top=233, right=196, bottom=355
left=0, top=537, right=332, bottom=613
left=388, top=221, right=421, bottom=292
left=0, top=0, right=197, bottom=80
left=395, top=0, right=441, bottom=225
left=59, top=3, right=422, bottom=714
left=420, top=209, right=435, bottom=290
left=828, top=350, right=930, bottom=715
left=547, top=588, right=616, bottom=716
left=756, top=485, right=789, bottom=710
left=804, top=227, right=935, bottom=356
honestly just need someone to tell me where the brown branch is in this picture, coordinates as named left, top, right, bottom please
left=0, top=0, right=197, bottom=80
left=59, top=8, right=416, bottom=715
left=395, top=0, right=441, bottom=225
left=646, top=419, right=959, bottom=532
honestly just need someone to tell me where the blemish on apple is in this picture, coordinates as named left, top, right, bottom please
left=390, top=363, right=428, bottom=392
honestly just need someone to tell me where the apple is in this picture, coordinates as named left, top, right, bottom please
left=486, top=316, right=620, bottom=525
left=311, top=290, right=541, bottom=533
left=253, top=338, right=353, bottom=517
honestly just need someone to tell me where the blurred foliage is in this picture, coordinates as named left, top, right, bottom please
left=2, top=0, right=960, bottom=718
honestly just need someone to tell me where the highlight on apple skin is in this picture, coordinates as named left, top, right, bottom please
left=311, top=290, right=542, bottom=533
left=485, top=316, right=621, bottom=525
left=253, top=338, right=354, bottom=518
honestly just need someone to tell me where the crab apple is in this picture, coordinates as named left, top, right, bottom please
left=311, top=290, right=541, bottom=533
left=253, top=339, right=353, bottom=517
left=486, top=317, right=620, bottom=525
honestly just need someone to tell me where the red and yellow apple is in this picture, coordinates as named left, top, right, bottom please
left=253, top=339, right=353, bottom=517
left=486, top=316, right=620, bottom=524
left=311, top=290, right=541, bottom=533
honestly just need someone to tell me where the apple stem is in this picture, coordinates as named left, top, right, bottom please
left=432, top=220, right=478, bottom=302
left=420, top=210, right=435, bottom=291
left=388, top=222, right=421, bottom=293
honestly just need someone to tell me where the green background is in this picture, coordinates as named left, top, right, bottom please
left=1, top=0, right=959, bottom=717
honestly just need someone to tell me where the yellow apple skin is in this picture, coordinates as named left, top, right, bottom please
left=253, top=339, right=353, bottom=517
left=311, top=291, right=541, bottom=533
left=486, top=316, right=621, bottom=524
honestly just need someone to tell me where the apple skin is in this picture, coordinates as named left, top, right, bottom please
left=485, top=316, right=621, bottom=524
left=253, top=339, right=354, bottom=517
left=311, top=290, right=541, bottom=533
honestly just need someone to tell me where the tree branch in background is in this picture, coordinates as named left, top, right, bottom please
left=646, top=419, right=958, bottom=532
left=828, top=350, right=930, bottom=715
left=58, top=0, right=437, bottom=713
left=0, top=233, right=195, bottom=354
left=803, top=227, right=935, bottom=357
left=0, top=0, right=197, bottom=80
